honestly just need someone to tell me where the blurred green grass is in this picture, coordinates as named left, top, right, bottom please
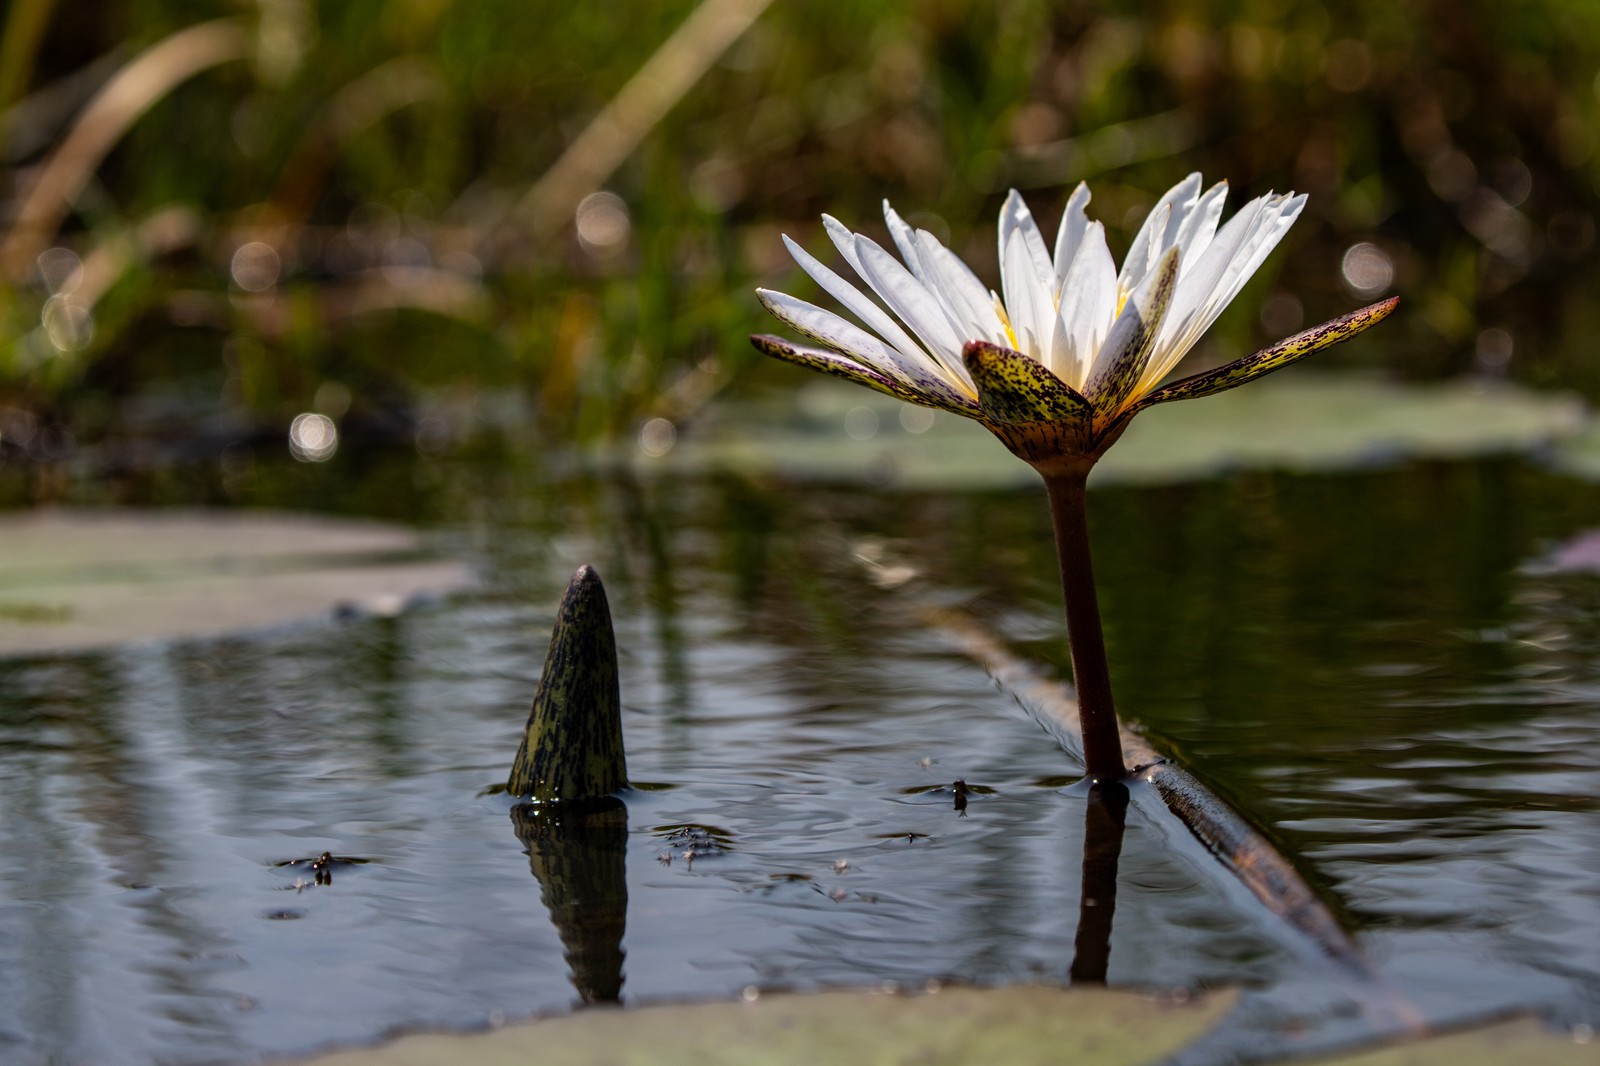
left=2, top=0, right=1599, bottom=474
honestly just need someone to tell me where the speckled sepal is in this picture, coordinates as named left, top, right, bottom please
left=751, top=333, right=906, bottom=396
left=507, top=565, right=628, bottom=803
left=963, top=340, right=1093, bottom=427
left=1085, top=246, right=1180, bottom=429
left=750, top=334, right=977, bottom=415
left=1135, top=297, right=1399, bottom=411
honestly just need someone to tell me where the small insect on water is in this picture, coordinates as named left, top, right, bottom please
left=274, top=852, right=371, bottom=887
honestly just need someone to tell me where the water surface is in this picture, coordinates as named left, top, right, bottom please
left=2, top=455, right=1599, bottom=1063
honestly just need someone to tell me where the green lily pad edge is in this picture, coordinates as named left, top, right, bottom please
left=293, top=984, right=1234, bottom=1066
left=0, top=510, right=473, bottom=657
left=652, top=371, right=1590, bottom=490
left=285, top=984, right=1597, bottom=1066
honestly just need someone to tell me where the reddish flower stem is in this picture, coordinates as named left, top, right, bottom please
left=1041, top=469, right=1128, bottom=782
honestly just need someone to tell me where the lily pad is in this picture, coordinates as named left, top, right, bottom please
left=292, top=985, right=1236, bottom=1066
left=659, top=373, right=1586, bottom=490
left=0, top=509, right=471, bottom=656
left=1545, top=420, right=1600, bottom=482
left=1325, top=1017, right=1598, bottom=1065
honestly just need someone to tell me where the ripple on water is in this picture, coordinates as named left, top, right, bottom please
left=4, top=462, right=1600, bottom=1061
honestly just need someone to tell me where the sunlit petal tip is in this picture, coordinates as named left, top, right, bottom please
left=963, top=340, right=1092, bottom=427
left=1135, top=296, right=1400, bottom=411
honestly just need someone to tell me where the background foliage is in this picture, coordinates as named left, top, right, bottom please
left=3, top=0, right=1600, bottom=474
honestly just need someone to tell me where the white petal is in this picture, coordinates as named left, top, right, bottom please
left=1179, top=195, right=1302, bottom=350
left=878, top=207, right=978, bottom=344
left=1047, top=291, right=1072, bottom=377
left=1173, top=181, right=1228, bottom=270
left=781, top=232, right=931, bottom=368
left=882, top=201, right=928, bottom=285
left=853, top=234, right=972, bottom=384
left=1054, top=220, right=1117, bottom=389
left=1001, top=229, right=1045, bottom=358
left=998, top=190, right=1055, bottom=302
left=822, top=215, right=869, bottom=277
left=1196, top=193, right=1304, bottom=322
left=1157, top=195, right=1271, bottom=345
left=1140, top=193, right=1305, bottom=391
left=1051, top=182, right=1092, bottom=291
left=914, top=230, right=1008, bottom=346
left=1118, top=173, right=1201, bottom=291
left=1126, top=203, right=1172, bottom=295
left=755, top=288, right=920, bottom=387
left=1083, top=245, right=1180, bottom=412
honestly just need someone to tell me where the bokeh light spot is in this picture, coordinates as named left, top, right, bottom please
left=288, top=413, right=338, bottom=462
left=34, top=247, right=83, bottom=295
left=1340, top=243, right=1394, bottom=298
left=231, top=242, right=282, bottom=292
left=639, top=417, right=676, bottom=456
left=844, top=406, right=880, bottom=440
left=576, top=192, right=631, bottom=254
left=41, top=295, right=94, bottom=352
left=1475, top=328, right=1514, bottom=371
left=898, top=406, right=935, bottom=434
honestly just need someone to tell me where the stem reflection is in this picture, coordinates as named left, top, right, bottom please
left=1069, top=780, right=1129, bottom=984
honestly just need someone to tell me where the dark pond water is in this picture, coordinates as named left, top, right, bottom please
left=3, top=448, right=1600, bottom=1064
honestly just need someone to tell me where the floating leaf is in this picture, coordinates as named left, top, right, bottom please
left=1325, top=1017, right=1600, bottom=1066
left=290, top=985, right=1236, bottom=1066
left=658, top=374, right=1586, bottom=491
left=0, top=510, right=470, bottom=656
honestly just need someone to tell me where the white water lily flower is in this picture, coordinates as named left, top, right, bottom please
left=751, top=174, right=1397, bottom=470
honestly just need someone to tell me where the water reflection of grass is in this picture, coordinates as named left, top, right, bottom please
left=2, top=0, right=1600, bottom=470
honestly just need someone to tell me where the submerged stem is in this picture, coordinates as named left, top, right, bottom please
left=1041, top=469, right=1128, bottom=782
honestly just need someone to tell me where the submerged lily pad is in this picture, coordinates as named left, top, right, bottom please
left=1327, top=1017, right=1598, bottom=1065
left=294, top=985, right=1236, bottom=1066
left=0, top=509, right=471, bottom=655
left=659, top=373, right=1586, bottom=490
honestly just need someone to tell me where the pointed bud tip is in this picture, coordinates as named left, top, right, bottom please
left=1354, top=294, right=1401, bottom=325
left=565, top=564, right=607, bottom=599
left=961, top=339, right=1010, bottom=370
